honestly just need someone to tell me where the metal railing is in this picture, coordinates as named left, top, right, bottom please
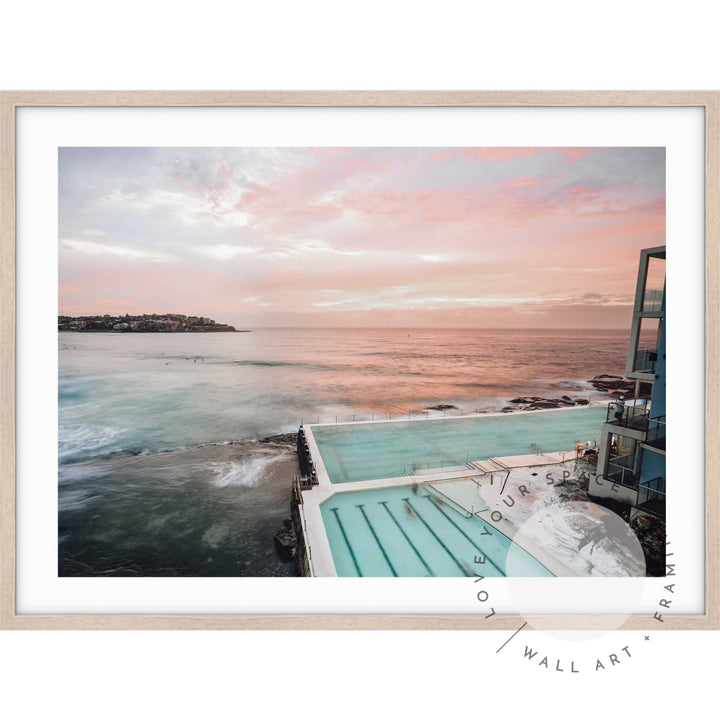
left=402, top=454, right=473, bottom=476
left=633, top=347, right=659, bottom=374
left=401, top=453, right=511, bottom=493
left=636, top=476, right=666, bottom=517
left=299, top=399, right=607, bottom=427
left=606, top=455, right=639, bottom=488
left=300, top=406, right=503, bottom=426
left=606, top=398, right=651, bottom=429
left=645, top=416, right=666, bottom=449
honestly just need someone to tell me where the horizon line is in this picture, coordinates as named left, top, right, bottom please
left=234, top=326, right=630, bottom=331
left=58, top=322, right=630, bottom=332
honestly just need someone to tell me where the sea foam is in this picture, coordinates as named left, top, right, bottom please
left=59, top=424, right=123, bottom=463
left=208, top=452, right=286, bottom=488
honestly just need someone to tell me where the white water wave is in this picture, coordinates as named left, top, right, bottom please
left=59, top=424, right=124, bottom=462
left=208, top=452, right=287, bottom=488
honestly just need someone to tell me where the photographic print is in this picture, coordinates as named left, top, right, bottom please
left=57, top=146, right=666, bottom=580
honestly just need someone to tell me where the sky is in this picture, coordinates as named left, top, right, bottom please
left=58, top=146, right=666, bottom=328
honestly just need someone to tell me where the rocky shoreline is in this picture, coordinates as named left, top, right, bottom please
left=497, top=374, right=636, bottom=413
left=59, top=440, right=300, bottom=577
left=259, top=433, right=298, bottom=446
left=585, top=373, right=636, bottom=396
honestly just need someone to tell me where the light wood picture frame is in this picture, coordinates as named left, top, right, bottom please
left=0, top=91, right=717, bottom=630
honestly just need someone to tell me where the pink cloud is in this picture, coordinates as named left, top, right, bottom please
left=59, top=147, right=665, bottom=328
left=555, top=148, right=599, bottom=162
left=430, top=148, right=543, bottom=162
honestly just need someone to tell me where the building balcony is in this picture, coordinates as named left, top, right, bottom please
left=636, top=477, right=666, bottom=518
left=606, top=454, right=639, bottom=489
left=606, top=400, right=651, bottom=432
left=643, top=416, right=666, bottom=452
left=632, top=347, right=658, bottom=375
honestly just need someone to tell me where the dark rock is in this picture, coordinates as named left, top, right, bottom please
left=259, top=433, right=298, bottom=445
left=274, top=522, right=297, bottom=559
left=589, top=377, right=634, bottom=390
left=512, top=396, right=584, bottom=411
left=425, top=404, right=458, bottom=411
left=526, top=400, right=562, bottom=409
left=575, top=399, right=590, bottom=405
left=586, top=374, right=635, bottom=400
left=630, top=514, right=666, bottom=577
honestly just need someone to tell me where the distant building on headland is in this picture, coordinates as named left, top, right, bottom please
left=58, top=313, right=240, bottom=333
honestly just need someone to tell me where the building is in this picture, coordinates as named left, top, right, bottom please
left=590, top=246, right=666, bottom=519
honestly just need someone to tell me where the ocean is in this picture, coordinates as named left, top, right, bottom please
left=58, top=327, right=630, bottom=576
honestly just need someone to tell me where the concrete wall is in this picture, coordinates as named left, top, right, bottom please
left=588, top=473, right=638, bottom=505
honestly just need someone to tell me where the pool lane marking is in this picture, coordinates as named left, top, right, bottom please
left=402, top=498, right=470, bottom=577
left=378, top=501, right=435, bottom=576
left=356, top=504, right=398, bottom=577
left=425, top=497, right=505, bottom=577
left=329, top=508, right=363, bottom=577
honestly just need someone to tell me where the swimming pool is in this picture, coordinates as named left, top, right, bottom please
left=320, top=484, right=553, bottom=577
left=309, top=405, right=606, bottom=484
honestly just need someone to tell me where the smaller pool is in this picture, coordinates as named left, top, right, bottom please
left=320, top=484, right=553, bottom=578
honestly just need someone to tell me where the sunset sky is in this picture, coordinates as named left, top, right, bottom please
left=59, top=147, right=665, bottom=328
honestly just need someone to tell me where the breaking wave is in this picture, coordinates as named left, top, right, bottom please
left=208, top=453, right=286, bottom=488
left=59, top=424, right=123, bottom=463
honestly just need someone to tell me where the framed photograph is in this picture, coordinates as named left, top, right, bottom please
left=1, top=92, right=717, bottom=629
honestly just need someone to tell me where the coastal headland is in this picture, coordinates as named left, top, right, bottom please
left=58, top=313, right=244, bottom=333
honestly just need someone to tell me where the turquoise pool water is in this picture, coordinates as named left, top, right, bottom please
left=311, top=405, right=606, bottom=483
left=320, top=485, right=553, bottom=577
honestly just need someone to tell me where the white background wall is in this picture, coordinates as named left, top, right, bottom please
left=1, top=1, right=718, bottom=718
